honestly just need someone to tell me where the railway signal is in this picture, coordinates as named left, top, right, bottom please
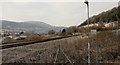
left=84, top=0, right=91, bottom=65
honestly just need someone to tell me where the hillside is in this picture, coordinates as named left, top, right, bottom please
left=79, top=6, right=120, bottom=27
left=1, top=20, right=66, bottom=33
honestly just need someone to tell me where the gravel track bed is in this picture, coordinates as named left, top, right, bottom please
left=2, top=36, right=81, bottom=63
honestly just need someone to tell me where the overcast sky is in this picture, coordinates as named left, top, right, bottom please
left=0, top=0, right=119, bottom=27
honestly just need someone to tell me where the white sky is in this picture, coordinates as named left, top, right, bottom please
left=0, top=0, right=119, bottom=27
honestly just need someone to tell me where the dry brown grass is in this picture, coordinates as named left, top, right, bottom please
left=43, top=31, right=120, bottom=63
left=3, top=31, right=120, bottom=63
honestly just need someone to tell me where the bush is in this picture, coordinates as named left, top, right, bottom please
left=48, top=30, right=56, bottom=34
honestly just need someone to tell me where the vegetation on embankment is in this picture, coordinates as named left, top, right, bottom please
left=4, top=31, right=119, bottom=63
left=79, top=6, right=120, bottom=27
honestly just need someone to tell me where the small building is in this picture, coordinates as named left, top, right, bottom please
left=13, top=35, right=27, bottom=40
left=1, top=37, right=14, bottom=44
left=116, top=29, right=120, bottom=36
left=90, top=30, right=97, bottom=35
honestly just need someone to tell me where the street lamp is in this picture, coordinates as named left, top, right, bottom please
left=84, top=0, right=90, bottom=64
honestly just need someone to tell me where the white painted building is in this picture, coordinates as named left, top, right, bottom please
left=90, top=30, right=97, bottom=35
left=82, top=21, right=118, bottom=28
left=116, top=29, right=120, bottom=36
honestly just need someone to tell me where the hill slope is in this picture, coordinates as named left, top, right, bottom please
left=79, top=6, right=120, bottom=27
left=1, top=20, right=66, bottom=33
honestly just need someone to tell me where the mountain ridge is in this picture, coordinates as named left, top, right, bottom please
left=1, top=20, right=66, bottom=34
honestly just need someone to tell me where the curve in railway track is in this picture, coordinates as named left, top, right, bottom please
left=1, top=35, right=80, bottom=49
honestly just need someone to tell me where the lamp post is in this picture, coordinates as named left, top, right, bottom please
left=84, top=0, right=90, bottom=64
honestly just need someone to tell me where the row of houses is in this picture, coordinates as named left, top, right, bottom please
left=0, top=34, right=27, bottom=44
left=82, top=21, right=119, bottom=28
left=0, top=33, right=51, bottom=44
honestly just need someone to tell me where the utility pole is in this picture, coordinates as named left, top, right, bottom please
left=84, top=0, right=90, bottom=65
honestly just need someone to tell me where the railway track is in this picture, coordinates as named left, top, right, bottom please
left=1, top=35, right=80, bottom=49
